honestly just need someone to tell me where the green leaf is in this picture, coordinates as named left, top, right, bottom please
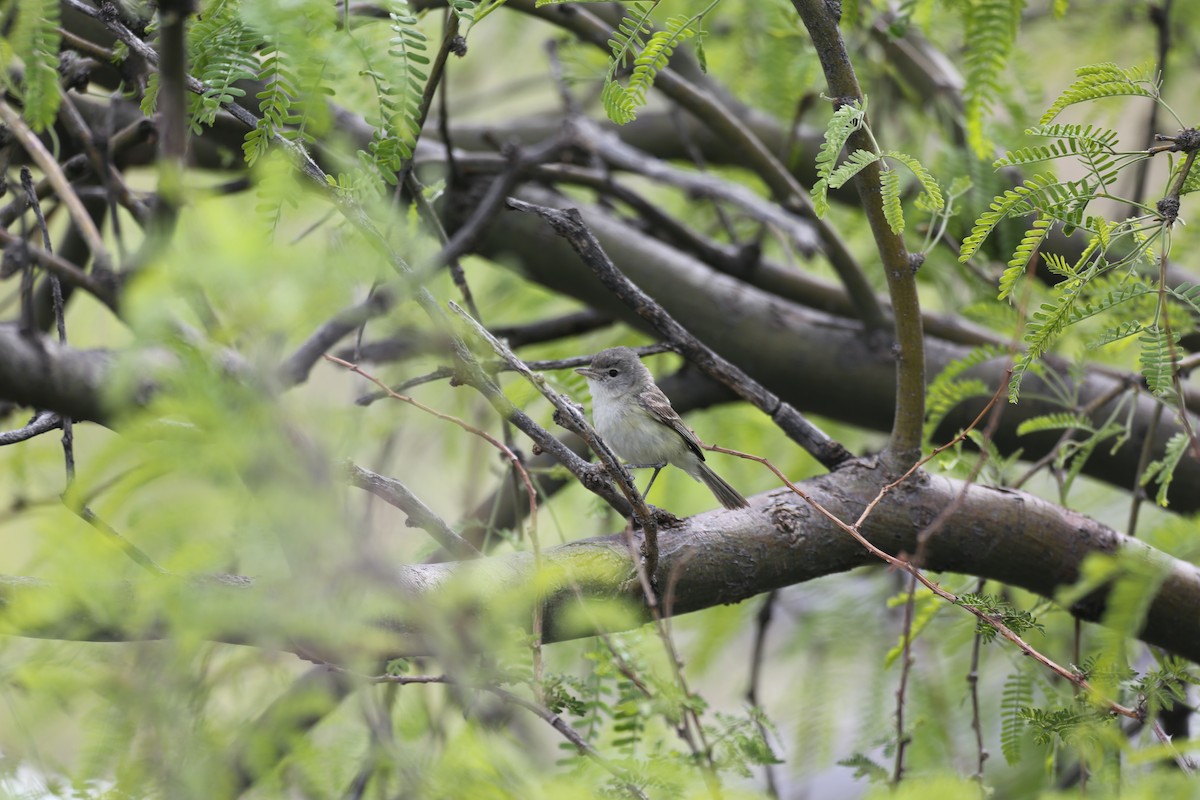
left=607, top=1, right=656, bottom=65
left=826, top=149, right=879, bottom=189
left=1138, top=325, right=1179, bottom=397
left=837, top=753, right=889, bottom=783
left=924, top=345, right=1006, bottom=443
left=1000, top=671, right=1033, bottom=765
left=960, top=174, right=1057, bottom=262
left=880, top=168, right=904, bottom=234
left=1015, top=412, right=1092, bottom=437
left=1087, top=320, right=1144, bottom=349
left=884, top=150, right=943, bottom=210
left=998, top=215, right=1052, bottom=300
left=1040, top=62, right=1158, bottom=124
left=814, top=101, right=865, bottom=182
left=1010, top=278, right=1086, bottom=402
left=962, top=0, right=1022, bottom=157
left=601, top=81, right=636, bottom=126
left=601, top=6, right=701, bottom=126
left=10, top=0, right=62, bottom=130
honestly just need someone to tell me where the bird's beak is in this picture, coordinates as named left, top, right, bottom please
left=575, top=366, right=600, bottom=379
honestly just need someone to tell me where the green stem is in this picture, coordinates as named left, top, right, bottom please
left=791, top=0, right=926, bottom=469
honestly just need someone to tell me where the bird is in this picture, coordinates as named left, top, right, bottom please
left=576, top=347, right=749, bottom=510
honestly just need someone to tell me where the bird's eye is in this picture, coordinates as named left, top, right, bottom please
left=608, top=369, right=619, bottom=377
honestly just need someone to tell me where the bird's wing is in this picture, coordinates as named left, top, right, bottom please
left=639, top=385, right=706, bottom=460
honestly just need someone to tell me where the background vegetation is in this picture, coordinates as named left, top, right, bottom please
left=0, top=0, right=1198, bottom=797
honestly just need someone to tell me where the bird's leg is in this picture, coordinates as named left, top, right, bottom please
left=642, top=466, right=664, bottom=498
left=614, top=462, right=667, bottom=500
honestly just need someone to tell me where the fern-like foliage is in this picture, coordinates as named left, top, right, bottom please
left=924, top=345, right=1006, bottom=443
left=1181, top=164, right=1200, bottom=196
left=884, top=150, right=944, bottom=211
left=188, top=2, right=262, bottom=131
left=1040, top=62, right=1159, bottom=124
left=1087, top=320, right=1144, bottom=349
left=958, top=592, right=1044, bottom=642
left=143, top=0, right=263, bottom=132
left=1015, top=412, right=1092, bottom=438
left=825, top=149, right=879, bottom=189
left=380, top=1, right=429, bottom=178
left=1000, top=671, right=1033, bottom=765
left=602, top=7, right=703, bottom=126
left=1138, top=325, right=1179, bottom=397
left=995, top=124, right=1125, bottom=188
left=879, top=168, right=904, bottom=234
left=606, top=1, right=656, bottom=68
left=1168, top=282, right=1200, bottom=316
left=1066, top=276, right=1153, bottom=324
left=348, top=0, right=429, bottom=188
left=811, top=100, right=867, bottom=216
left=1009, top=277, right=1087, bottom=402
left=9, top=0, right=63, bottom=131
left=1135, top=656, right=1200, bottom=717
left=1018, top=704, right=1108, bottom=747
left=836, top=753, right=889, bottom=783
left=809, top=104, right=943, bottom=234
left=243, top=44, right=302, bottom=166
left=997, top=214, right=1051, bottom=300
left=1057, top=419, right=1130, bottom=498
left=961, top=0, right=1022, bottom=158
left=959, top=174, right=1058, bottom=262
left=976, top=66, right=1190, bottom=418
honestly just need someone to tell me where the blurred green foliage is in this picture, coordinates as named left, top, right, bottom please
left=1, top=0, right=1198, bottom=797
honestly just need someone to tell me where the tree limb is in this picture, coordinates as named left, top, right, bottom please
left=2, top=463, right=1198, bottom=664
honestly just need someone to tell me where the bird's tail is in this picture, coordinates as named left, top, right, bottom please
left=697, top=462, right=749, bottom=510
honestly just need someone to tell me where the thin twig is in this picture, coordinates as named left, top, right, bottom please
left=367, top=672, right=650, bottom=799
left=0, top=228, right=116, bottom=311
left=279, top=290, right=396, bottom=387
left=745, top=590, right=781, bottom=799
left=446, top=303, right=658, bottom=589
left=20, top=170, right=76, bottom=484
left=966, top=577, right=989, bottom=785
left=345, top=461, right=481, bottom=560
left=505, top=197, right=852, bottom=471
left=324, top=355, right=538, bottom=544
left=0, top=101, right=111, bottom=272
left=709, top=375, right=1141, bottom=721
left=0, top=411, right=63, bottom=445
left=1150, top=718, right=1197, bottom=774
left=892, top=572, right=917, bottom=785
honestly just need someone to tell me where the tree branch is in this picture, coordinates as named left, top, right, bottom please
left=2, top=465, right=1198, bottom=664
left=506, top=197, right=852, bottom=472
left=791, top=0, right=926, bottom=468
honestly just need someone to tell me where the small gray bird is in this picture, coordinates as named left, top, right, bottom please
left=576, top=347, right=749, bottom=510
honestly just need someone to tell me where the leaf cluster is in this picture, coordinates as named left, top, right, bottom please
left=956, top=592, right=1044, bottom=644
left=810, top=97, right=943, bottom=234
left=601, top=2, right=710, bottom=126
left=5, top=0, right=62, bottom=130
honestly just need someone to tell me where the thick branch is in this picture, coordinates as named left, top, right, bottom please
left=0, top=325, right=119, bottom=422
left=2, top=464, right=1198, bottom=664
left=472, top=186, right=1200, bottom=510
